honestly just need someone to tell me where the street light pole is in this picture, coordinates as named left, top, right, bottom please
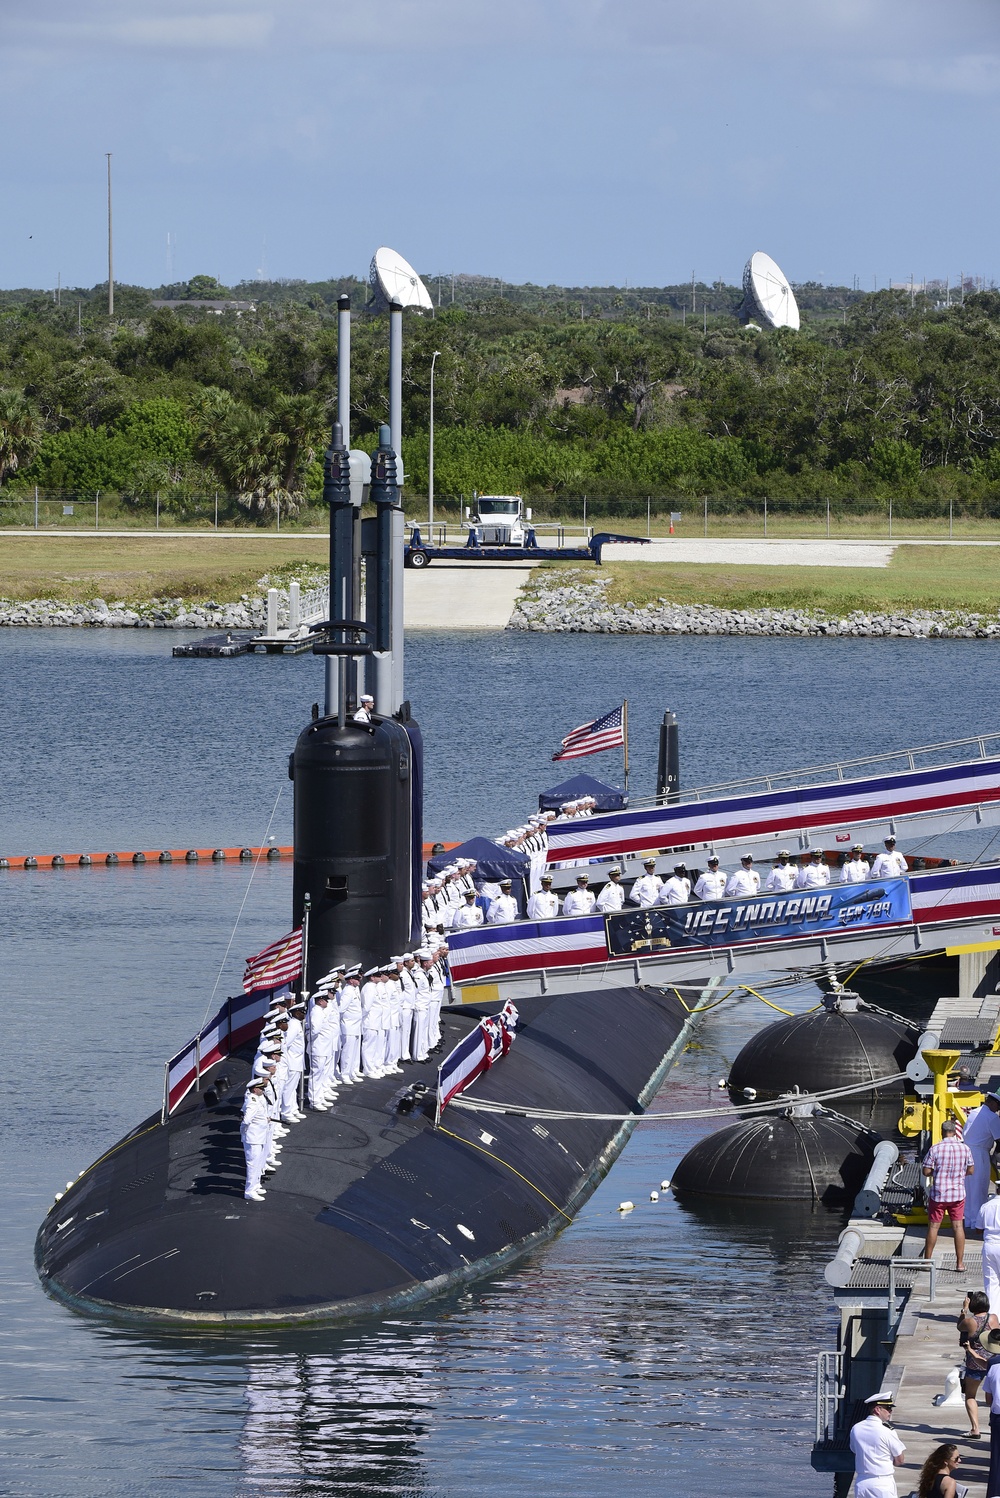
left=429, top=350, right=441, bottom=533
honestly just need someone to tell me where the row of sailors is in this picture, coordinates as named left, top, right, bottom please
left=240, top=945, right=449, bottom=1202
left=490, top=836, right=911, bottom=922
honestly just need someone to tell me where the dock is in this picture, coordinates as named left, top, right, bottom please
left=814, top=986, right=1000, bottom=1494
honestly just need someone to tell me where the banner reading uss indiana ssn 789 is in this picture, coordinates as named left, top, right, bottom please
left=606, top=878, right=912, bottom=957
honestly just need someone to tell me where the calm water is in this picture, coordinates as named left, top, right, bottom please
left=3, top=628, right=998, bottom=1497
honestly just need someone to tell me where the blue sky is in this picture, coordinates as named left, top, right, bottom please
left=2, top=0, right=999, bottom=292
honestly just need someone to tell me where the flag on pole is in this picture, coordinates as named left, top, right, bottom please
left=552, top=704, right=625, bottom=761
left=243, top=926, right=304, bottom=994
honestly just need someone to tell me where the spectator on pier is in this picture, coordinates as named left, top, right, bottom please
left=725, top=855, right=760, bottom=898
left=596, top=867, right=627, bottom=913
left=527, top=875, right=561, bottom=921
left=849, top=1391, right=905, bottom=1498
left=957, top=1289, right=998, bottom=1438
left=842, top=845, right=872, bottom=883
left=917, top=1443, right=965, bottom=1498
left=870, top=836, right=908, bottom=880
left=764, top=851, right=797, bottom=893
left=962, top=1093, right=1000, bottom=1235
left=694, top=856, right=726, bottom=901
left=922, top=1120, right=974, bottom=1271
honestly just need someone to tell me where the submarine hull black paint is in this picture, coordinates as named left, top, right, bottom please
left=36, top=987, right=690, bottom=1325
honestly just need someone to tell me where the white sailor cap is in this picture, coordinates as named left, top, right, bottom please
left=263, top=1006, right=284, bottom=1020
left=363, top=966, right=379, bottom=978
left=360, top=693, right=374, bottom=703
left=345, top=964, right=362, bottom=977
left=864, top=1390, right=895, bottom=1406
left=403, top=952, right=416, bottom=962
left=288, top=998, right=306, bottom=1010
left=258, top=1040, right=280, bottom=1054
left=416, top=948, right=432, bottom=959
left=643, top=857, right=657, bottom=868
left=608, top=866, right=622, bottom=875
left=390, top=955, right=404, bottom=963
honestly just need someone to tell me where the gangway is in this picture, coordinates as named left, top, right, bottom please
left=446, top=860, right=1000, bottom=1002
left=545, top=731, right=1000, bottom=876
left=251, top=581, right=329, bottom=655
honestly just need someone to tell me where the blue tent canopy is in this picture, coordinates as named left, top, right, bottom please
left=425, top=835, right=530, bottom=883
left=538, top=772, right=628, bottom=813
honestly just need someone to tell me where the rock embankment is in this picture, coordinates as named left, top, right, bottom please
left=508, top=575, right=1000, bottom=639
left=0, top=595, right=269, bottom=629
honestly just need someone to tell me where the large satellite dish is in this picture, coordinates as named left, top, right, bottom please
left=369, top=246, right=433, bottom=311
left=740, top=252, right=800, bottom=330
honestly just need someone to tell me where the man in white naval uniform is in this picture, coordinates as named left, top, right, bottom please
left=279, top=1000, right=307, bottom=1121
left=426, top=948, right=448, bottom=1050
left=981, top=1192, right=1000, bottom=1316
left=306, top=993, right=337, bottom=1110
left=870, top=837, right=908, bottom=880
left=527, top=875, right=561, bottom=920
left=398, top=955, right=417, bottom=1061
left=693, top=857, right=726, bottom=902
left=352, top=693, right=374, bottom=723
left=596, top=867, right=626, bottom=914
left=383, top=964, right=404, bottom=1074
left=241, top=1079, right=271, bottom=1201
left=963, top=1092, right=1000, bottom=1231
left=338, top=968, right=364, bottom=1083
left=487, top=879, right=519, bottom=924
left=411, top=953, right=433, bottom=1062
left=629, top=858, right=662, bottom=908
left=797, top=849, right=831, bottom=889
left=849, top=1391, right=905, bottom=1498
left=563, top=874, right=596, bottom=916
left=452, top=889, right=486, bottom=928
left=725, top=855, right=760, bottom=898
left=841, top=845, right=871, bottom=883
left=656, top=864, right=691, bottom=906
left=764, top=851, right=797, bottom=893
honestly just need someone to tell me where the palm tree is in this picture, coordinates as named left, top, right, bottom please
left=0, top=389, right=41, bottom=484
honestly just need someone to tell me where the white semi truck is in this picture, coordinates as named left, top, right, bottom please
left=467, top=493, right=533, bottom=546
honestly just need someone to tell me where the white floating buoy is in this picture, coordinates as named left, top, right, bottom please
left=660, top=1179, right=671, bottom=1190
left=617, top=1201, right=634, bottom=1213
left=649, top=1191, right=659, bottom=1202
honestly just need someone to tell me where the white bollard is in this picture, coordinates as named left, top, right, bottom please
left=289, top=581, right=300, bottom=632
left=267, top=588, right=279, bottom=637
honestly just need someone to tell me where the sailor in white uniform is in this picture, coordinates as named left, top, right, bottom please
left=629, top=858, right=662, bottom=908
left=487, top=879, right=519, bottom=924
left=980, top=1191, right=1000, bottom=1314
left=870, top=837, right=908, bottom=880
left=426, top=950, right=447, bottom=1049
left=841, top=845, right=871, bottom=883
left=241, top=1079, right=271, bottom=1201
left=411, top=953, right=433, bottom=1062
left=279, top=1000, right=307, bottom=1121
left=656, top=864, right=692, bottom=906
left=693, top=856, right=726, bottom=901
left=338, top=968, right=364, bottom=1082
left=352, top=693, right=374, bottom=724
left=563, top=873, right=596, bottom=916
left=595, top=867, right=626, bottom=913
left=452, top=888, right=486, bottom=928
left=398, top=955, right=417, bottom=1061
left=764, top=851, right=797, bottom=892
left=963, top=1092, right=1000, bottom=1230
left=306, top=993, right=337, bottom=1110
left=527, top=875, right=561, bottom=920
left=848, top=1391, right=905, bottom=1498
left=725, top=855, right=760, bottom=898
left=797, top=849, right=831, bottom=889
left=383, top=964, right=404, bottom=1073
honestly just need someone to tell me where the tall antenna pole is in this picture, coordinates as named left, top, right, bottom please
left=106, top=153, right=114, bottom=317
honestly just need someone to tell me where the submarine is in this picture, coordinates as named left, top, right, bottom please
left=35, top=348, right=694, bottom=1324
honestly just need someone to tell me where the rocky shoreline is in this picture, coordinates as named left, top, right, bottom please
left=508, top=575, right=1000, bottom=639
left=0, top=595, right=270, bottom=629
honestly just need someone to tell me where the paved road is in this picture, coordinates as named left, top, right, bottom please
left=604, top=539, right=896, bottom=567
left=404, top=560, right=535, bottom=630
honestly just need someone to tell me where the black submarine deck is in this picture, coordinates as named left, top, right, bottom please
left=36, top=985, right=689, bottom=1325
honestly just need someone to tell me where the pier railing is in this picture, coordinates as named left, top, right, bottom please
left=814, top=1349, right=845, bottom=1444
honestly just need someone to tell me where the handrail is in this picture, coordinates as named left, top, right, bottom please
left=621, top=730, right=1000, bottom=811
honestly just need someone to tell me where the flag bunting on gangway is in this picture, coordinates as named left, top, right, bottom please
left=437, top=1002, right=519, bottom=1118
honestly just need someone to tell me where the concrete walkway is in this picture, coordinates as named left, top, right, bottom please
left=404, top=560, right=535, bottom=630
left=604, top=539, right=896, bottom=567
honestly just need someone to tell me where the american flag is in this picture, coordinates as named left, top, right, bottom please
left=552, top=705, right=625, bottom=761
left=243, top=926, right=304, bottom=994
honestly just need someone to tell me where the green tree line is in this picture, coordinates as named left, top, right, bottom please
left=3, top=278, right=1000, bottom=519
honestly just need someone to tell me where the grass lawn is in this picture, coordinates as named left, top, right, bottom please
left=0, top=536, right=329, bottom=603
left=597, top=546, right=1000, bottom=615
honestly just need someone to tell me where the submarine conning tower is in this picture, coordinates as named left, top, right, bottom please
left=291, top=418, right=422, bottom=984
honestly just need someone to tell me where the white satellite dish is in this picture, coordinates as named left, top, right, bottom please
left=740, top=252, right=800, bottom=330
left=369, top=246, right=433, bottom=311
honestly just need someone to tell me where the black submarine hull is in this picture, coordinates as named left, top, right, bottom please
left=36, top=985, right=690, bottom=1326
